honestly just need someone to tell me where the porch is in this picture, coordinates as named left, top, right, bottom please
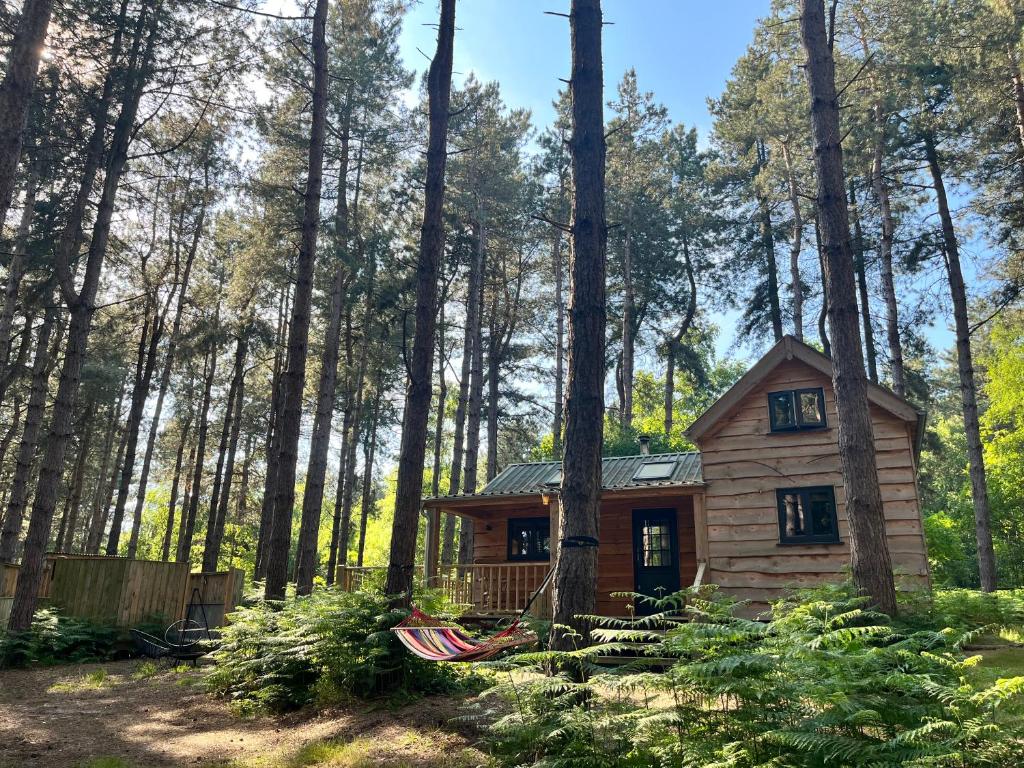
left=336, top=561, right=553, bottom=618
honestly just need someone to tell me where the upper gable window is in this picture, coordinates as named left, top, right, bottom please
left=768, top=388, right=827, bottom=432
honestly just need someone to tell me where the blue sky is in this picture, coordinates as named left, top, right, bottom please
left=397, top=1, right=773, bottom=140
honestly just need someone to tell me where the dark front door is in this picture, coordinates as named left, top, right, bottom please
left=632, top=508, right=680, bottom=614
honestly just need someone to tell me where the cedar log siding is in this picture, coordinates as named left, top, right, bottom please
left=696, top=358, right=929, bottom=612
left=472, top=496, right=697, bottom=616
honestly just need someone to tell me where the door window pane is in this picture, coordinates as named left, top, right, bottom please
left=641, top=523, right=673, bottom=567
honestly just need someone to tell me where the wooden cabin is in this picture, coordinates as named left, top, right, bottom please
left=343, top=336, right=930, bottom=617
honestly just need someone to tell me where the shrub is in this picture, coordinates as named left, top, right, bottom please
left=206, top=587, right=482, bottom=712
left=0, top=609, right=121, bottom=668
left=475, top=586, right=1024, bottom=767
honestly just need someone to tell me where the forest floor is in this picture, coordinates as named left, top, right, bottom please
left=0, top=660, right=486, bottom=768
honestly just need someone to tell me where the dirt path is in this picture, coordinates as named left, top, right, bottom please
left=0, top=660, right=485, bottom=768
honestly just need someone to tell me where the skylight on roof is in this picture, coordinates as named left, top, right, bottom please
left=632, top=460, right=677, bottom=481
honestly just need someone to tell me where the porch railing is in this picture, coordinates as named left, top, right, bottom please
left=336, top=562, right=553, bottom=618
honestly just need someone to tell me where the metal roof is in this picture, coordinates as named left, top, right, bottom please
left=435, top=452, right=703, bottom=501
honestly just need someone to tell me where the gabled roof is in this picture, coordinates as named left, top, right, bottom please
left=427, top=452, right=703, bottom=504
left=684, top=335, right=925, bottom=444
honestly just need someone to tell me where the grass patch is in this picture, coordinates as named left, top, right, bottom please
left=972, top=646, right=1024, bottom=687
left=272, top=731, right=486, bottom=768
left=48, top=668, right=113, bottom=693
left=131, top=661, right=161, bottom=680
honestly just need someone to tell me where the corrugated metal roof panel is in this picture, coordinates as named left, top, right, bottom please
left=468, top=452, right=703, bottom=498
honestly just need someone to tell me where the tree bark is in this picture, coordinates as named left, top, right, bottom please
left=781, top=142, right=804, bottom=340
left=0, top=0, right=55, bottom=228
left=664, top=238, right=697, bottom=435
left=129, top=168, right=207, bottom=557
left=0, top=163, right=40, bottom=386
left=255, top=285, right=290, bottom=581
left=0, top=307, right=56, bottom=563
left=264, top=0, right=329, bottom=601
left=551, top=0, right=606, bottom=651
left=294, top=85, right=354, bottom=595
left=923, top=133, right=997, bottom=592
left=383, top=0, right=455, bottom=603
left=800, top=0, right=896, bottom=615
left=108, top=305, right=162, bottom=556
left=433, top=286, right=455, bottom=564
left=162, top=413, right=192, bottom=562
left=849, top=179, right=878, bottom=383
left=201, top=333, right=246, bottom=572
left=57, top=416, right=92, bottom=553
left=620, top=216, right=635, bottom=428
left=9, top=1, right=159, bottom=631
left=552, top=226, right=565, bottom=457
left=756, top=142, right=783, bottom=343
left=356, top=378, right=382, bottom=568
left=178, top=343, right=217, bottom=564
left=86, top=380, right=125, bottom=554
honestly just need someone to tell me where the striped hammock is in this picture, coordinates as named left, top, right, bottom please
left=391, top=607, right=538, bottom=662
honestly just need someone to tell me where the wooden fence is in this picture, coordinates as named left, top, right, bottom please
left=0, top=555, right=244, bottom=629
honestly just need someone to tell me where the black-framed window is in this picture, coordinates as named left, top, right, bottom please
left=776, top=486, right=841, bottom=544
left=768, top=387, right=827, bottom=432
left=507, top=517, right=550, bottom=561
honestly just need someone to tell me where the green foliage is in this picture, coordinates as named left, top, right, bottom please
left=205, top=587, right=481, bottom=713
left=0, top=609, right=120, bottom=669
left=475, top=587, right=1024, bottom=767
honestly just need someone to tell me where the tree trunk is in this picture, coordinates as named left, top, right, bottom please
left=295, top=87, right=353, bottom=595
left=8, top=2, right=158, bottom=631
left=433, top=288, right=455, bottom=563
left=870, top=112, right=904, bottom=395
left=815, top=216, right=831, bottom=357
left=383, top=0, right=455, bottom=603
left=457, top=233, right=486, bottom=564
left=255, top=285, right=290, bottom=581
left=108, top=305, right=162, bottom=556
left=0, top=163, right=40, bottom=385
left=486, top=316, right=500, bottom=481
left=551, top=0, right=606, bottom=651
left=620, top=217, right=635, bottom=428
left=325, top=412, right=352, bottom=585
left=800, top=0, right=896, bottom=615
left=356, top=379, right=382, bottom=568
left=0, top=0, right=55, bottom=227
left=162, top=413, right=192, bottom=562
left=923, top=133, right=997, bottom=592
left=1008, top=44, right=1024, bottom=177
left=781, top=142, right=804, bottom=340
left=201, top=333, right=246, bottom=572
left=57, top=418, right=92, bottom=553
left=664, top=239, right=697, bottom=435
left=264, top=0, right=329, bottom=601
left=129, top=169, right=206, bottom=556
left=756, top=142, right=783, bottom=343
left=86, top=381, right=125, bottom=554
left=552, top=226, right=565, bottom=457
left=0, top=306, right=56, bottom=563
left=849, top=179, right=878, bottom=383
left=178, top=343, right=216, bottom=564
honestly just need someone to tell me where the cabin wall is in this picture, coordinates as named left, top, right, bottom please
left=472, top=495, right=697, bottom=616
left=697, top=359, right=929, bottom=612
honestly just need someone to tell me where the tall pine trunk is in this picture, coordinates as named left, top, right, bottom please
left=0, top=0, right=55, bottom=227
left=0, top=305, right=56, bottom=562
left=202, top=333, right=246, bottom=572
left=849, top=179, right=878, bottom=382
left=781, top=142, right=804, bottom=340
left=551, top=0, right=606, bottom=651
left=295, top=87, right=354, bottom=595
left=264, top=0, right=329, bottom=600
left=86, top=379, right=125, bottom=554
left=923, top=133, right=997, bottom=592
left=800, top=0, right=895, bottom=615
left=664, top=239, right=697, bottom=435
left=0, top=163, right=40, bottom=385
left=552, top=226, right=565, bottom=457
left=162, top=413, right=192, bottom=561
left=9, top=2, right=159, bottom=631
left=130, top=172, right=206, bottom=554
left=620, top=216, right=635, bottom=428
left=383, top=0, right=455, bottom=602
left=356, top=377, right=382, bottom=567
left=57, top=419, right=92, bottom=552
left=178, top=343, right=216, bottom=564
left=108, top=305, right=162, bottom=556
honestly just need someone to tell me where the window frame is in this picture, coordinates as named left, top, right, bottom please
left=775, top=485, right=841, bottom=545
left=506, top=516, right=551, bottom=562
left=767, top=387, right=828, bottom=432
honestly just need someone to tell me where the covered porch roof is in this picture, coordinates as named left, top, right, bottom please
left=424, top=451, right=705, bottom=517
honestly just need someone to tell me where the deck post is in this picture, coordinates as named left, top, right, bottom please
left=423, top=506, right=441, bottom=587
